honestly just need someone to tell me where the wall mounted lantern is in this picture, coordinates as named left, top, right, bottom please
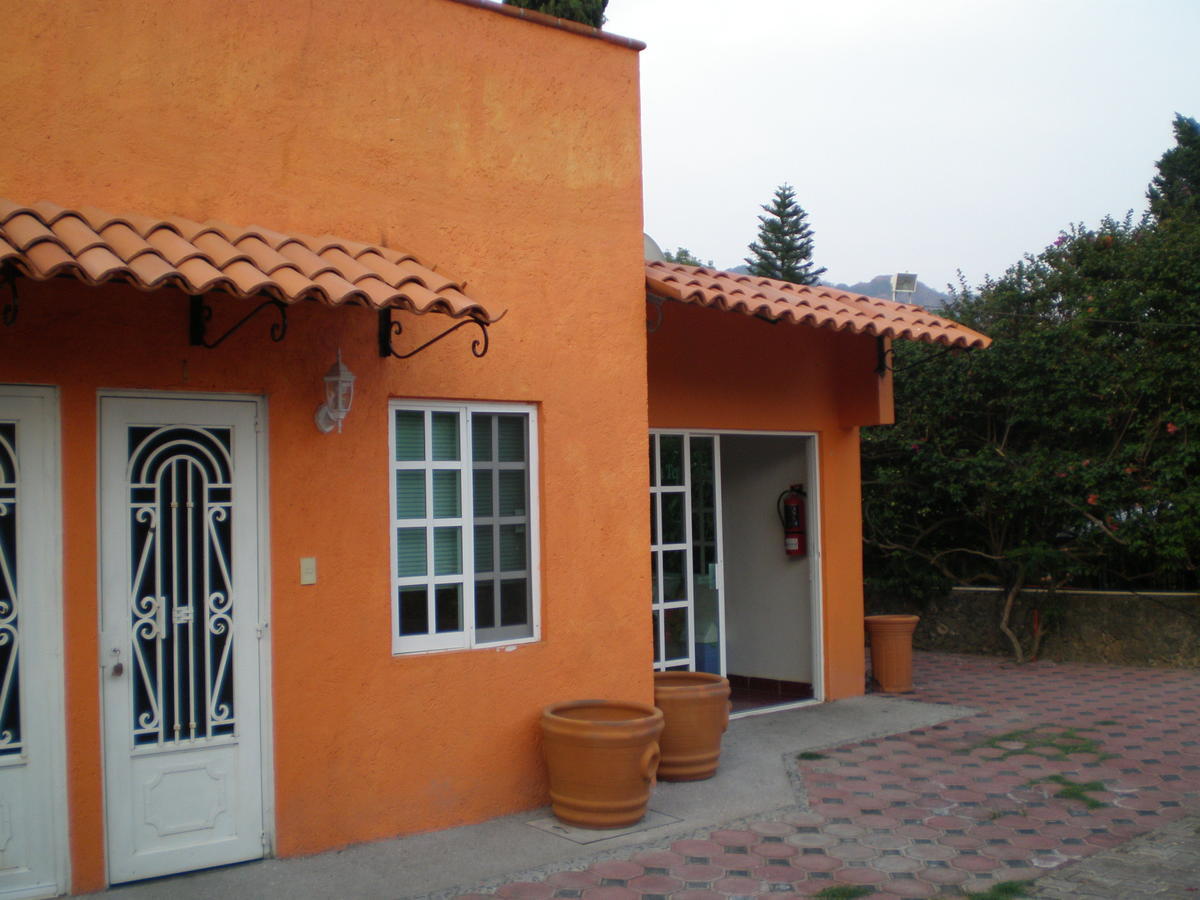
left=314, top=350, right=356, bottom=434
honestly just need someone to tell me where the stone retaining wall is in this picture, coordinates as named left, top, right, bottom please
left=865, top=589, right=1200, bottom=666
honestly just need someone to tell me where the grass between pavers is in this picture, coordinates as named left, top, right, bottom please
left=812, top=886, right=873, bottom=899
left=967, top=724, right=1113, bottom=760
left=1029, top=773, right=1108, bottom=809
left=797, top=751, right=828, bottom=761
left=964, top=881, right=1035, bottom=899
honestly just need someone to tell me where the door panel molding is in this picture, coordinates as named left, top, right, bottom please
left=100, top=394, right=268, bottom=884
left=0, top=385, right=68, bottom=898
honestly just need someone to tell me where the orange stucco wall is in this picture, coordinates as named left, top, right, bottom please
left=1, top=0, right=645, bottom=892
left=647, top=301, right=894, bottom=702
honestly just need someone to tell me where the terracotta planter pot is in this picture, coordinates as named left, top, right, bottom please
left=540, top=699, right=664, bottom=829
left=653, top=671, right=731, bottom=781
left=865, top=614, right=920, bottom=692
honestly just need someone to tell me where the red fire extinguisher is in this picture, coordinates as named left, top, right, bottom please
left=777, top=484, right=807, bottom=558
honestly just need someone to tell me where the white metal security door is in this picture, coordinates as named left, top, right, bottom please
left=0, top=387, right=68, bottom=899
left=100, top=396, right=265, bottom=884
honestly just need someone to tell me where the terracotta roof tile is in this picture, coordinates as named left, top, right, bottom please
left=0, top=199, right=503, bottom=323
left=144, top=228, right=206, bottom=266
left=276, top=240, right=336, bottom=279
left=645, top=261, right=991, bottom=349
left=23, top=240, right=75, bottom=275
left=192, top=232, right=250, bottom=269
left=233, top=235, right=296, bottom=276
left=98, top=222, right=156, bottom=261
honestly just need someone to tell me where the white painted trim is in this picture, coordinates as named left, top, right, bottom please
left=805, top=433, right=826, bottom=702
left=96, top=390, right=273, bottom=881
left=649, top=427, right=826, bottom=701
left=731, top=697, right=821, bottom=721
left=712, top=436, right=727, bottom=678
left=253, top=397, right=276, bottom=857
left=389, top=400, right=541, bottom=656
left=0, top=385, right=70, bottom=897
left=652, top=427, right=820, bottom=439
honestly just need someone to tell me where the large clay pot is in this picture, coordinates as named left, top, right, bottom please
left=653, top=671, right=731, bottom=781
left=540, top=699, right=664, bottom=828
left=865, top=614, right=920, bottom=692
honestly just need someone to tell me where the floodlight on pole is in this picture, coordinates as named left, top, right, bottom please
left=891, top=273, right=918, bottom=303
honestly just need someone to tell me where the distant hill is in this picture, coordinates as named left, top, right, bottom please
left=832, top=275, right=950, bottom=309
left=722, top=266, right=948, bottom=309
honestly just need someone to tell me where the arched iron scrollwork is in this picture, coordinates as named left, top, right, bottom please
left=0, top=424, right=21, bottom=757
left=126, top=425, right=237, bottom=746
left=189, top=295, right=288, bottom=349
left=377, top=308, right=490, bottom=360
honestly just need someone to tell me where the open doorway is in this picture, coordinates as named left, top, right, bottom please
left=649, top=431, right=822, bottom=715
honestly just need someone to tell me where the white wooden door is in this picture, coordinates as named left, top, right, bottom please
left=100, top=396, right=265, bottom=884
left=0, top=387, right=68, bottom=899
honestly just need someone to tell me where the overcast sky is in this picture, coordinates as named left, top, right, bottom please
left=603, top=0, right=1200, bottom=292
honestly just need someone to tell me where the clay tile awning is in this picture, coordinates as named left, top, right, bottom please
left=645, top=261, right=991, bottom=350
left=0, top=198, right=505, bottom=324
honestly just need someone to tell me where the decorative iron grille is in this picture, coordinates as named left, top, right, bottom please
left=0, top=423, right=20, bottom=757
left=127, top=426, right=235, bottom=746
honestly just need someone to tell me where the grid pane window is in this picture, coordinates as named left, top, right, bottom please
left=471, top=412, right=533, bottom=644
left=392, top=403, right=537, bottom=653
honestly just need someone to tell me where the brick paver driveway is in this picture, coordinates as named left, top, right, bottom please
left=458, top=652, right=1200, bottom=899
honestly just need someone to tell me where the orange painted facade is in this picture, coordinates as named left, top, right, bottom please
left=1, top=0, right=891, bottom=894
left=2, top=1, right=647, bottom=892
left=647, top=301, right=891, bottom=701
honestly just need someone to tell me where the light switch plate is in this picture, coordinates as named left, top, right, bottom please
left=299, top=557, right=317, bottom=585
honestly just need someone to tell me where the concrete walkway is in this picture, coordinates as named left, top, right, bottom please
left=86, top=653, right=1200, bottom=899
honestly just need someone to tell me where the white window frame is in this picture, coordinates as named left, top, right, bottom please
left=389, top=400, right=540, bottom=655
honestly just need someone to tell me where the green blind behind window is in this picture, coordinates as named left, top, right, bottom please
left=499, top=524, right=526, bottom=571
left=433, top=526, right=462, bottom=576
left=473, top=469, right=494, bottom=518
left=431, top=412, right=460, bottom=461
left=395, top=470, right=425, bottom=519
left=497, top=415, right=526, bottom=462
left=475, top=524, right=494, bottom=573
left=472, top=415, right=493, bottom=462
left=396, top=528, right=428, bottom=577
left=432, top=470, right=461, bottom=518
left=394, top=411, right=425, bottom=461
left=498, top=470, right=526, bottom=517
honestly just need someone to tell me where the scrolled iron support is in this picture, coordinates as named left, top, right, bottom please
left=1, top=266, right=17, bottom=327
left=378, top=308, right=490, bottom=360
left=645, top=295, right=665, bottom=333
left=189, top=295, right=288, bottom=348
left=875, top=335, right=971, bottom=375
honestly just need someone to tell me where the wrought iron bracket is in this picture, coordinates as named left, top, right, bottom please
left=646, top=295, right=665, bottom=333
left=876, top=335, right=970, bottom=375
left=875, top=337, right=892, bottom=375
left=189, top=295, right=287, bottom=349
left=378, top=308, right=490, bottom=360
left=1, top=265, right=18, bottom=327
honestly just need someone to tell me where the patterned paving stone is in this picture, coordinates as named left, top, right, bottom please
left=457, top=653, right=1200, bottom=899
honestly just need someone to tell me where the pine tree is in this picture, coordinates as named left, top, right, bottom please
left=505, top=0, right=606, bottom=28
left=1147, top=114, right=1200, bottom=222
left=745, top=184, right=826, bottom=285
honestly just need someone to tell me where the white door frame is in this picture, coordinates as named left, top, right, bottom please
left=649, top=427, right=825, bottom=708
left=97, top=390, right=273, bottom=884
left=0, top=384, right=69, bottom=899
